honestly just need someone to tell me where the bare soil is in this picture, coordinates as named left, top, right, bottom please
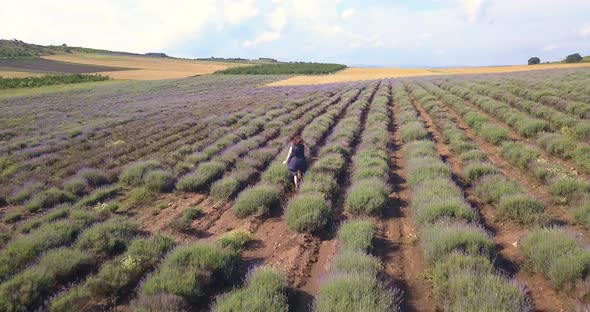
left=0, top=58, right=130, bottom=73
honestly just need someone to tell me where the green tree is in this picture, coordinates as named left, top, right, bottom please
left=528, top=57, right=540, bottom=65
left=565, top=53, right=583, bottom=63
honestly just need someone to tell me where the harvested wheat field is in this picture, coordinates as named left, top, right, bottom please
left=269, top=63, right=590, bottom=86
left=42, top=53, right=249, bottom=80
left=0, top=70, right=45, bottom=78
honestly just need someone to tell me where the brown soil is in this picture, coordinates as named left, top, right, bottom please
left=135, top=193, right=206, bottom=240
left=411, top=96, right=565, bottom=312
left=384, top=95, right=435, bottom=312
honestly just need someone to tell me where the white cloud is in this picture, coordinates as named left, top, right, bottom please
left=242, top=3, right=288, bottom=48
left=543, top=44, right=558, bottom=51
left=0, top=0, right=241, bottom=53
left=243, top=31, right=281, bottom=47
left=3, top=0, right=590, bottom=66
left=222, top=0, right=260, bottom=25
left=341, top=8, right=356, bottom=20
left=579, top=22, right=590, bottom=37
left=267, top=7, right=288, bottom=31
left=422, top=32, right=433, bottom=39
left=460, top=0, right=487, bottom=23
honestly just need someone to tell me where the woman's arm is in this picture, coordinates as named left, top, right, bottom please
left=282, top=146, right=293, bottom=164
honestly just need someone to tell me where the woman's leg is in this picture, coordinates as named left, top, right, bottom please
left=296, top=171, right=303, bottom=189
left=293, top=175, right=299, bottom=189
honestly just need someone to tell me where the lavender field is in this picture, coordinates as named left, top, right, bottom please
left=1, top=68, right=590, bottom=312
left=0, top=75, right=341, bottom=196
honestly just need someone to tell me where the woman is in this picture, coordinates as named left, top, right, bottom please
left=282, top=135, right=307, bottom=189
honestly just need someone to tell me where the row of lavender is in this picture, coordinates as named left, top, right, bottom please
left=408, top=79, right=590, bottom=307
left=394, top=81, right=532, bottom=310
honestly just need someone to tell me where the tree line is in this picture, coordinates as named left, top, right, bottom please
left=0, top=74, right=110, bottom=89
left=215, top=62, right=347, bottom=75
left=528, top=53, right=586, bottom=65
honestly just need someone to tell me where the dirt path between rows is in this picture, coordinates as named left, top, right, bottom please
left=410, top=94, right=564, bottom=312
left=383, top=95, right=434, bottom=312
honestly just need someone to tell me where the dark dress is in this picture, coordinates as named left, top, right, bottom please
left=288, top=143, right=307, bottom=175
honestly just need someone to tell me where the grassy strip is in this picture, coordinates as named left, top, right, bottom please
left=0, top=74, right=109, bottom=90
left=395, top=81, right=531, bottom=311
left=215, top=63, right=346, bottom=75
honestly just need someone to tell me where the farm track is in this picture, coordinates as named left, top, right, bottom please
left=410, top=92, right=564, bottom=311
left=382, top=88, right=434, bottom=312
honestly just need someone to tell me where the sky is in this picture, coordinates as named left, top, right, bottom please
left=1, top=0, right=590, bottom=67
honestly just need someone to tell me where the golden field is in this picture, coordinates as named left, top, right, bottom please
left=0, top=71, right=45, bottom=78
left=42, top=53, right=248, bottom=80
left=268, top=63, right=590, bottom=86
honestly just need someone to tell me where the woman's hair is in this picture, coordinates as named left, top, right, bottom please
left=291, top=135, right=304, bottom=145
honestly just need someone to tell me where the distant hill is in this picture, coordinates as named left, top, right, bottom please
left=195, top=57, right=280, bottom=64
left=144, top=52, right=169, bottom=58
left=0, top=39, right=143, bottom=58
left=0, top=39, right=287, bottom=65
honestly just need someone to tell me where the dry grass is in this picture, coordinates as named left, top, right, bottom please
left=0, top=70, right=45, bottom=78
left=42, top=53, right=249, bottom=80
left=268, top=63, right=590, bottom=86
